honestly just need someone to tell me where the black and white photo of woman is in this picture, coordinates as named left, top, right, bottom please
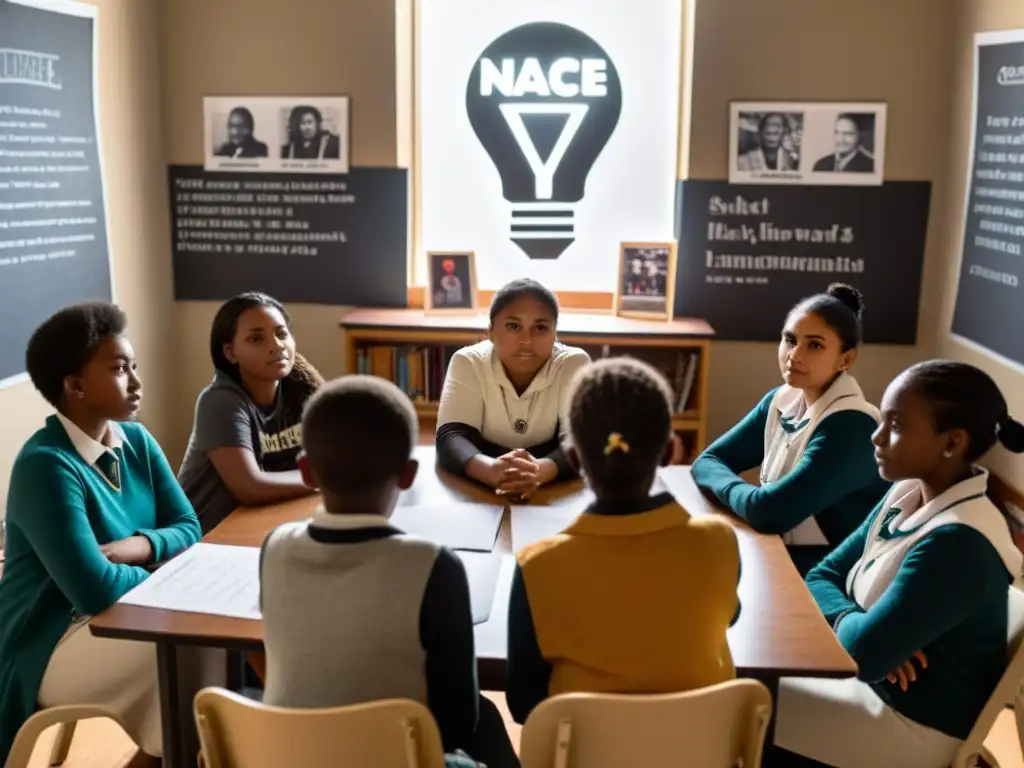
left=281, top=106, right=342, bottom=160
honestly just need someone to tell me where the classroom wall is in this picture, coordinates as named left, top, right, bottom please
left=0, top=0, right=176, bottom=512
left=155, top=0, right=961, bottom=463
left=157, top=0, right=400, bottom=463
left=935, top=0, right=1024, bottom=491
left=685, top=0, right=956, bottom=440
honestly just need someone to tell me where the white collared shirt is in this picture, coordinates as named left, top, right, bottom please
left=55, top=412, right=124, bottom=466
left=436, top=340, right=591, bottom=450
left=309, top=508, right=395, bottom=531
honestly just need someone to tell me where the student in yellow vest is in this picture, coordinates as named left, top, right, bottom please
left=770, top=361, right=1024, bottom=767
left=506, top=358, right=740, bottom=723
left=692, top=283, right=890, bottom=575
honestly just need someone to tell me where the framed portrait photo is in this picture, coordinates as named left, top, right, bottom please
left=728, top=101, right=886, bottom=186
left=425, top=251, right=478, bottom=314
left=614, top=242, right=677, bottom=320
left=204, top=95, right=351, bottom=173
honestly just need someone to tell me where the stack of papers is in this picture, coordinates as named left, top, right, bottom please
left=391, top=501, right=503, bottom=551
left=119, top=543, right=261, bottom=620
left=118, top=542, right=505, bottom=625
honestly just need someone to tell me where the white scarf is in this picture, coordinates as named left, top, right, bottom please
left=846, top=469, right=1022, bottom=610
left=761, top=373, right=879, bottom=546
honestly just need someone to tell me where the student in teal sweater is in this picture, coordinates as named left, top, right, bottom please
left=770, top=361, right=1024, bottom=768
left=691, top=283, right=890, bottom=574
left=0, top=303, right=201, bottom=764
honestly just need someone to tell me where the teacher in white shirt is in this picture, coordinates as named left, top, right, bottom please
left=436, top=278, right=591, bottom=498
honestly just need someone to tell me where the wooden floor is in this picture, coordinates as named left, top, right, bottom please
left=17, top=694, right=1021, bottom=767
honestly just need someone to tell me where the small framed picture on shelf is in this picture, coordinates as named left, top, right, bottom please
left=614, top=242, right=677, bottom=320
left=425, top=251, right=478, bottom=314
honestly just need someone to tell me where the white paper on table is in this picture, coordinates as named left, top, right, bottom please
left=118, top=542, right=261, bottom=620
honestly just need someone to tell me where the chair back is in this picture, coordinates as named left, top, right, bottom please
left=519, top=680, right=772, bottom=768
left=953, top=587, right=1024, bottom=768
left=193, top=688, right=446, bottom=768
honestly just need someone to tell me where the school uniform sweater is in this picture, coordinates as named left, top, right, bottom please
left=259, top=511, right=479, bottom=753
left=807, top=469, right=1021, bottom=739
left=506, top=493, right=741, bottom=724
left=0, top=416, right=201, bottom=762
left=435, top=341, right=590, bottom=478
left=692, top=374, right=889, bottom=572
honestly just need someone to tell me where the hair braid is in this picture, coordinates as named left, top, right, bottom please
left=568, top=357, right=674, bottom=497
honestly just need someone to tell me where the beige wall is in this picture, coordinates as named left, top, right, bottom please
left=0, top=0, right=175, bottom=511
left=157, top=0, right=401, bottom=462
left=685, top=0, right=956, bottom=439
left=935, top=0, right=1024, bottom=491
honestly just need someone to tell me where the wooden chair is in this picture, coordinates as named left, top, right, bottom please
left=953, top=587, right=1024, bottom=768
left=5, top=706, right=124, bottom=768
left=519, top=680, right=773, bottom=768
left=193, top=687, right=446, bottom=768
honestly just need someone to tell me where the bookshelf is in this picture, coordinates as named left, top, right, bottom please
left=340, top=308, right=715, bottom=462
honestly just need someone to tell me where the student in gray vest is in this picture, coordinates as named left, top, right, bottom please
left=259, top=375, right=519, bottom=768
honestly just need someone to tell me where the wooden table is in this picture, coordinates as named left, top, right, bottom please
left=90, top=446, right=854, bottom=767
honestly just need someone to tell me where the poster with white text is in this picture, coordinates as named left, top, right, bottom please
left=418, top=0, right=682, bottom=291
left=0, top=0, right=112, bottom=387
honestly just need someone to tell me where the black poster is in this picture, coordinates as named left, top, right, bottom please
left=0, top=1, right=111, bottom=385
left=673, top=180, right=931, bottom=344
left=170, top=165, right=408, bottom=306
left=951, top=35, right=1024, bottom=367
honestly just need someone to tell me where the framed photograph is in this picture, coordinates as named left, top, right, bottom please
left=614, top=242, right=677, bottom=320
left=426, top=251, right=478, bottom=313
left=204, top=95, right=350, bottom=174
left=729, top=102, right=886, bottom=186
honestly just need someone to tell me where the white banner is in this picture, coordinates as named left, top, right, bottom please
left=418, top=0, right=682, bottom=292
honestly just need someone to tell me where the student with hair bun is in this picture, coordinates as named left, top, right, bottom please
left=506, top=358, right=740, bottom=724
left=692, top=283, right=890, bottom=574
left=771, top=361, right=1024, bottom=768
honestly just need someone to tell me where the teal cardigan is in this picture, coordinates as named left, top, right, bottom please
left=691, top=388, right=889, bottom=564
left=0, top=417, right=201, bottom=761
left=807, top=505, right=1012, bottom=739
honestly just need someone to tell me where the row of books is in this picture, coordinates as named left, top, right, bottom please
left=356, top=344, right=702, bottom=415
left=356, top=345, right=461, bottom=403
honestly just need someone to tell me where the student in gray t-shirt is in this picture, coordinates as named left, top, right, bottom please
left=178, top=293, right=322, bottom=532
left=260, top=375, right=519, bottom=768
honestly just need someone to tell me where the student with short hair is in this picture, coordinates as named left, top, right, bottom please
left=179, top=292, right=323, bottom=533
left=692, top=283, right=890, bottom=575
left=436, top=278, right=590, bottom=499
left=771, top=361, right=1024, bottom=768
left=0, top=303, right=201, bottom=764
left=259, top=376, right=519, bottom=767
left=506, top=358, right=740, bottom=724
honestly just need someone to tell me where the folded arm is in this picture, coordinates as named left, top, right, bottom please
left=692, top=391, right=773, bottom=500
left=196, top=387, right=310, bottom=506
left=135, top=427, right=202, bottom=561
left=10, top=451, right=149, bottom=615
left=832, top=526, right=1007, bottom=683
left=806, top=506, right=880, bottom=625
left=703, top=411, right=880, bottom=535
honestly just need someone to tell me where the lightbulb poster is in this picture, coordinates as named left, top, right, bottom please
left=418, top=0, right=682, bottom=292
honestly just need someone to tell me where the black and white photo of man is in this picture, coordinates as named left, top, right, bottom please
left=213, top=107, right=269, bottom=158
left=813, top=113, right=876, bottom=172
left=736, top=112, right=802, bottom=172
left=281, top=105, right=342, bottom=160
